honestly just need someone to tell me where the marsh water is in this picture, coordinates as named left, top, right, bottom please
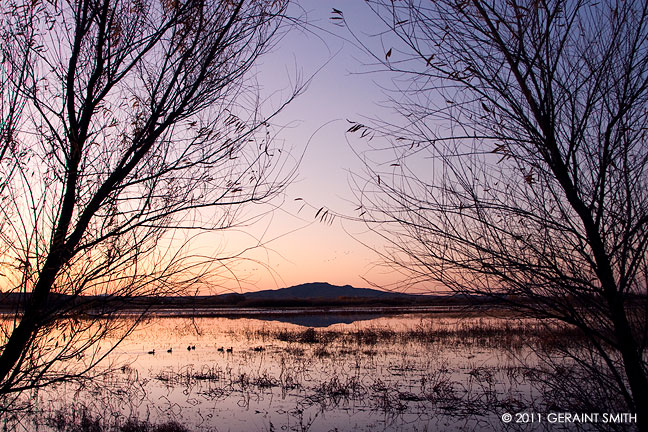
left=7, top=309, right=569, bottom=432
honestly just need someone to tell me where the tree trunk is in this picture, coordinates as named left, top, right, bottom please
left=0, top=261, right=61, bottom=391
left=610, top=299, right=648, bottom=432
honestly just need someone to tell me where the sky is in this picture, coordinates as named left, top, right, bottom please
left=203, top=1, right=426, bottom=294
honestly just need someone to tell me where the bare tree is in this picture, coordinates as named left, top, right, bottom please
left=0, top=0, right=301, bottom=402
left=343, top=0, right=648, bottom=427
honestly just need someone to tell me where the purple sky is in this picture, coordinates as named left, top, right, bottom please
left=197, top=1, right=435, bottom=294
left=189, top=1, right=389, bottom=293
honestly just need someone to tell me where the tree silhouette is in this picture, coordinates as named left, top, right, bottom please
left=345, top=0, right=648, bottom=427
left=0, top=0, right=300, bottom=401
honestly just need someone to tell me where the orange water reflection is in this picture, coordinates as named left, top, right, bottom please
left=10, top=311, right=552, bottom=431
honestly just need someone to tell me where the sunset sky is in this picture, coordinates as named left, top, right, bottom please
left=205, top=1, right=426, bottom=294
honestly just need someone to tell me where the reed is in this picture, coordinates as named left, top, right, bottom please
left=260, top=318, right=586, bottom=350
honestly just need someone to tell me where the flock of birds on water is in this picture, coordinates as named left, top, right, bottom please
left=146, top=345, right=257, bottom=355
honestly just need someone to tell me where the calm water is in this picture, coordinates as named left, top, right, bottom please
left=8, top=311, right=556, bottom=432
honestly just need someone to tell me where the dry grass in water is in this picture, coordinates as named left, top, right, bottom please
left=259, top=317, right=586, bottom=352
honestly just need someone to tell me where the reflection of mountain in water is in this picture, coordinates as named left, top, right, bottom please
left=255, top=313, right=384, bottom=328
left=230, top=283, right=425, bottom=327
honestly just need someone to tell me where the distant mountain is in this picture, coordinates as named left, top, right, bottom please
left=243, top=282, right=419, bottom=300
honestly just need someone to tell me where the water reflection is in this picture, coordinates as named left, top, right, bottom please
left=255, top=313, right=385, bottom=327
left=3, top=311, right=572, bottom=432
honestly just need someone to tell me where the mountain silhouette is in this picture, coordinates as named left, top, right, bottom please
left=243, top=282, right=417, bottom=300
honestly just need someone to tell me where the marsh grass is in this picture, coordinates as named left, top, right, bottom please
left=144, top=339, right=487, bottom=420
left=261, top=318, right=585, bottom=352
left=44, top=406, right=189, bottom=432
left=7, top=313, right=595, bottom=432
left=156, top=365, right=224, bottom=386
